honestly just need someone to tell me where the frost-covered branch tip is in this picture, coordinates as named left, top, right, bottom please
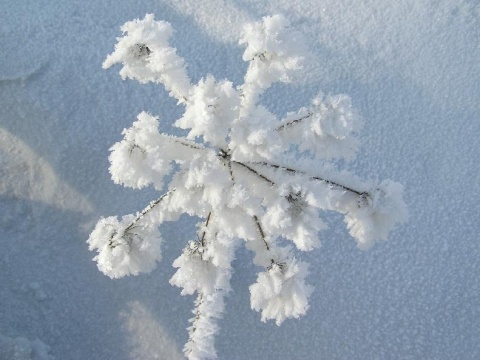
left=89, top=13, right=407, bottom=359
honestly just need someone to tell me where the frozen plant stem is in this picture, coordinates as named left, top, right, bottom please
left=124, top=190, right=174, bottom=233
left=275, top=111, right=313, bottom=131
left=199, top=212, right=211, bottom=247
left=88, top=13, right=407, bottom=360
left=232, top=160, right=276, bottom=186
left=251, top=161, right=366, bottom=197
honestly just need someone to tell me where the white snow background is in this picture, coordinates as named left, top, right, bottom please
left=1, top=0, right=479, bottom=359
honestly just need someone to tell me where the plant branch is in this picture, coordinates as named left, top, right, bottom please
left=253, top=215, right=270, bottom=251
left=171, top=138, right=206, bottom=151
left=124, top=189, right=174, bottom=233
left=232, top=161, right=275, bottom=186
left=200, top=212, right=212, bottom=247
left=251, top=161, right=367, bottom=197
left=253, top=215, right=284, bottom=273
left=276, top=112, right=313, bottom=131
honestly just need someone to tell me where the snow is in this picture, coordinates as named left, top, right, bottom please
left=0, top=334, right=54, bottom=360
left=1, top=0, right=479, bottom=359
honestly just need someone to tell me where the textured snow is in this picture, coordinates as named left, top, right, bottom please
left=1, top=0, right=479, bottom=359
left=0, top=334, right=54, bottom=360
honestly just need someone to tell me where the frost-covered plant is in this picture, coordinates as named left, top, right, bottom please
left=88, top=14, right=407, bottom=359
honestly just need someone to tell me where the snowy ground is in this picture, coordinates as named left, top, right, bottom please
left=1, top=1, right=479, bottom=359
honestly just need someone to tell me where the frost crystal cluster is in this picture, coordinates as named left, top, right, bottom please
left=88, top=14, right=407, bottom=359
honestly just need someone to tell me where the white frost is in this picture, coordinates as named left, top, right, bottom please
left=91, top=13, right=407, bottom=359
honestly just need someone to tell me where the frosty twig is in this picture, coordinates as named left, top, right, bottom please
left=89, top=13, right=407, bottom=360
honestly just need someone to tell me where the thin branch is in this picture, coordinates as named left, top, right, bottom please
left=253, top=215, right=286, bottom=273
left=251, top=161, right=367, bottom=197
left=172, top=138, right=206, bottom=151
left=200, top=212, right=212, bottom=247
left=227, top=159, right=272, bottom=253
left=124, top=190, right=174, bottom=233
left=232, top=161, right=275, bottom=186
left=276, top=112, right=313, bottom=131
left=128, top=143, right=144, bottom=155
left=227, top=162, right=234, bottom=181
left=253, top=215, right=270, bottom=251
left=107, top=190, right=174, bottom=249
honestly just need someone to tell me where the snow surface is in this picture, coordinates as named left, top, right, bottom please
left=1, top=0, right=479, bottom=359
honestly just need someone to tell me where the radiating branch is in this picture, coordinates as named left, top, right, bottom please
left=232, top=161, right=275, bottom=186
left=251, top=161, right=367, bottom=197
left=253, top=215, right=286, bottom=273
left=124, top=189, right=174, bottom=233
left=253, top=215, right=270, bottom=251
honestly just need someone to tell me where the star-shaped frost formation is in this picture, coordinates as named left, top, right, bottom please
left=88, top=13, right=407, bottom=360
